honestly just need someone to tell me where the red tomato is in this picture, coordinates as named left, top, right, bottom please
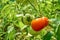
left=31, top=17, right=49, bottom=31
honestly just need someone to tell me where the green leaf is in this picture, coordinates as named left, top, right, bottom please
left=58, top=0, right=60, bottom=4
left=19, top=21, right=24, bottom=29
left=43, top=31, right=53, bottom=40
left=10, top=0, right=15, bottom=2
left=5, top=25, right=16, bottom=40
left=16, top=0, right=26, bottom=4
left=56, top=24, right=60, bottom=40
left=2, top=0, right=9, bottom=3
left=28, top=0, right=38, bottom=12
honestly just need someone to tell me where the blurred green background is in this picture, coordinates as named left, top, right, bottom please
left=0, top=0, right=60, bottom=40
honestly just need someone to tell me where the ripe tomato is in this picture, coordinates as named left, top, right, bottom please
left=31, top=17, right=49, bottom=31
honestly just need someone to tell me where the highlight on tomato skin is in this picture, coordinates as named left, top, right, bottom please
left=41, top=17, right=49, bottom=26
left=31, top=17, right=49, bottom=31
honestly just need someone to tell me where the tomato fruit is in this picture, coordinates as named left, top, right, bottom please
left=31, top=17, right=49, bottom=31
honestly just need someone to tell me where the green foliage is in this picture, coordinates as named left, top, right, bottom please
left=56, top=24, right=60, bottom=40
left=0, top=0, right=60, bottom=40
left=43, top=31, right=53, bottom=40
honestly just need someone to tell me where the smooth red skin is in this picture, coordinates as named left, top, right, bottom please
left=31, top=17, right=48, bottom=31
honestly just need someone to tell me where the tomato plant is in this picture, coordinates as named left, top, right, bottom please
left=0, top=0, right=60, bottom=40
left=22, top=14, right=35, bottom=25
